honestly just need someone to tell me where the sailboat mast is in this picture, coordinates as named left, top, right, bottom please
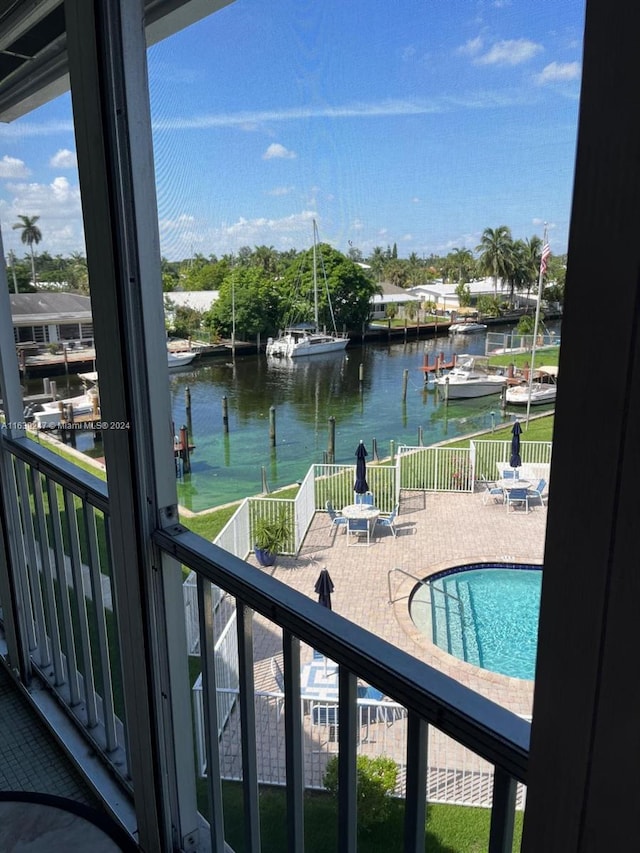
left=525, top=225, right=549, bottom=426
left=312, top=219, right=319, bottom=329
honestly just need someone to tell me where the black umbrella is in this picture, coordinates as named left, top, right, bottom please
left=510, top=420, right=522, bottom=470
left=354, top=440, right=369, bottom=494
left=314, top=568, right=334, bottom=610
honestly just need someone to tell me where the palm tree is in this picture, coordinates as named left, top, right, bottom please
left=12, top=215, right=42, bottom=286
left=448, top=247, right=475, bottom=284
left=476, top=226, right=512, bottom=298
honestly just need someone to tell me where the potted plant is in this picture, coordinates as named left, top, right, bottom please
left=253, top=511, right=290, bottom=567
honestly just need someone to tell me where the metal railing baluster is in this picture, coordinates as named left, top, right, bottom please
left=488, top=767, right=517, bottom=853
left=31, top=468, right=65, bottom=685
left=198, top=576, right=226, bottom=853
left=404, top=712, right=428, bottom=852
left=47, top=479, right=80, bottom=702
left=338, top=668, right=358, bottom=852
left=82, top=503, right=118, bottom=751
left=63, top=489, right=97, bottom=720
left=236, top=603, right=261, bottom=850
left=16, top=460, right=48, bottom=659
left=283, top=631, right=304, bottom=852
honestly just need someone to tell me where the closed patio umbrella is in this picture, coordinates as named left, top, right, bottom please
left=510, top=420, right=522, bottom=471
left=354, top=440, right=369, bottom=494
left=314, top=568, right=335, bottom=674
left=314, top=568, right=334, bottom=610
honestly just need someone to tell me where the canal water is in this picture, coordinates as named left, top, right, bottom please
left=43, top=321, right=560, bottom=512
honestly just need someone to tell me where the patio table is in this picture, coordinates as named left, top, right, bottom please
left=341, top=504, right=380, bottom=546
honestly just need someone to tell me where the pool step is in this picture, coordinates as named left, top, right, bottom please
left=429, top=578, right=482, bottom=668
left=430, top=584, right=450, bottom=651
left=455, top=580, right=481, bottom=668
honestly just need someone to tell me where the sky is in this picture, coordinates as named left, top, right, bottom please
left=0, top=0, right=585, bottom=263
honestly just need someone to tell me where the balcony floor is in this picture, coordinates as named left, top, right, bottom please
left=0, top=663, right=100, bottom=804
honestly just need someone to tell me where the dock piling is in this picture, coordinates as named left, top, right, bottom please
left=327, top=416, right=335, bottom=464
left=402, top=369, right=409, bottom=401
left=269, top=406, right=276, bottom=446
left=222, top=396, right=229, bottom=433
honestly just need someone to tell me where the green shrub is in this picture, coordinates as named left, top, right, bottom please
left=323, top=755, right=398, bottom=832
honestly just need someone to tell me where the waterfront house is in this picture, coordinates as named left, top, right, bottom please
left=0, top=1, right=638, bottom=851
left=10, top=292, right=93, bottom=347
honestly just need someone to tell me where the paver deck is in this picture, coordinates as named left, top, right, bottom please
left=249, top=487, right=546, bottom=718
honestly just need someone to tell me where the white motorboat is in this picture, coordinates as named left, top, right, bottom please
left=434, top=356, right=507, bottom=399
left=505, top=366, right=558, bottom=406
left=448, top=320, right=488, bottom=334
left=266, top=221, right=349, bottom=358
left=167, top=350, right=196, bottom=368
left=34, top=378, right=100, bottom=429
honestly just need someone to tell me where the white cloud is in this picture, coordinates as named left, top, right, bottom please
left=476, top=39, right=543, bottom=66
left=457, top=37, right=483, bottom=58
left=50, top=148, right=77, bottom=168
left=412, top=197, right=421, bottom=204
left=263, top=143, right=296, bottom=160
left=534, top=61, right=581, bottom=85
left=267, top=186, right=294, bottom=196
left=0, top=155, right=30, bottom=178
left=1, top=175, right=84, bottom=255
left=159, top=210, right=320, bottom=258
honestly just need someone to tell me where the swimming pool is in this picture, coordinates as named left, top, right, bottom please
left=409, top=563, right=542, bottom=680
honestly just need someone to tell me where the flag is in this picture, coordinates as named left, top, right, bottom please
left=540, top=243, right=551, bottom=275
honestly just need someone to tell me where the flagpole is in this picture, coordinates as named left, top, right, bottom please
left=525, top=225, right=549, bottom=428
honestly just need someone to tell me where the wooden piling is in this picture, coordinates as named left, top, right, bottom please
left=418, top=426, right=424, bottom=446
left=389, top=439, right=395, bottom=464
left=269, top=406, right=276, bottom=446
left=185, top=387, right=191, bottom=412
left=222, top=396, right=229, bottom=433
left=359, top=363, right=364, bottom=384
left=402, top=369, right=409, bottom=401
left=327, top=416, right=336, bottom=463
left=180, top=425, right=191, bottom=473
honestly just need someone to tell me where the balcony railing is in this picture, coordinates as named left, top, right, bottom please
left=0, top=432, right=529, bottom=851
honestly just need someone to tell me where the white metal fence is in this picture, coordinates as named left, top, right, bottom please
left=397, top=445, right=474, bottom=492
left=470, top=439, right=553, bottom=483
left=198, top=686, right=526, bottom=810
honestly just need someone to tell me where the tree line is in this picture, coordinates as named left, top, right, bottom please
left=8, top=214, right=564, bottom=340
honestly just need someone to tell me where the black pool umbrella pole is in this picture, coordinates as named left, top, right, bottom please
left=354, top=440, right=369, bottom=495
left=510, top=420, right=522, bottom=473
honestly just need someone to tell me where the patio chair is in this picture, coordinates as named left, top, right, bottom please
left=325, top=500, right=347, bottom=534
left=270, top=657, right=285, bottom=720
left=481, top=480, right=505, bottom=505
left=311, top=702, right=339, bottom=742
left=347, top=516, right=370, bottom=545
left=375, top=504, right=398, bottom=537
left=528, top=478, right=548, bottom=508
left=506, top=487, right=530, bottom=513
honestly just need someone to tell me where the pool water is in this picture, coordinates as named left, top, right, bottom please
left=410, top=564, right=542, bottom=680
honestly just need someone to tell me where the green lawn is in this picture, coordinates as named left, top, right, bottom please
left=214, top=782, right=522, bottom=852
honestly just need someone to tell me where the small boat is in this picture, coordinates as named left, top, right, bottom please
left=167, top=350, right=196, bottom=368
left=448, top=320, right=488, bottom=334
left=34, top=374, right=100, bottom=429
left=434, top=355, right=507, bottom=399
left=266, top=220, right=349, bottom=358
left=505, top=366, right=558, bottom=406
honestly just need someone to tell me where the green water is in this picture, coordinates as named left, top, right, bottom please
left=44, top=329, right=557, bottom=511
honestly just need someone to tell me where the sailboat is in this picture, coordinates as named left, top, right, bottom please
left=265, top=221, right=350, bottom=358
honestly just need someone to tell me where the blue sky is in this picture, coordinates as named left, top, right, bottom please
left=0, top=0, right=585, bottom=263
